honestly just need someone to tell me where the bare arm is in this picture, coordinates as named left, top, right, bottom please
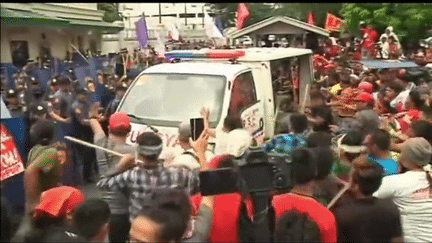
left=90, top=118, right=105, bottom=138
left=192, top=128, right=211, bottom=171
left=88, top=103, right=105, bottom=138
left=49, top=112, right=71, bottom=123
left=24, top=163, right=40, bottom=212
left=201, top=107, right=216, bottom=138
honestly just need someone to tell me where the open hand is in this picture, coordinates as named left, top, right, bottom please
left=191, top=128, right=210, bottom=154
left=200, top=107, right=210, bottom=120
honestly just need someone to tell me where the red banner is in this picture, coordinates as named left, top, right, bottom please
left=307, top=11, right=315, bottom=25
left=325, top=13, right=346, bottom=32
left=1, top=124, right=25, bottom=182
left=236, top=3, right=250, bottom=30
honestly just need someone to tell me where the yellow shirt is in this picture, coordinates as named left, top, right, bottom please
left=330, top=83, right=342, bottom=95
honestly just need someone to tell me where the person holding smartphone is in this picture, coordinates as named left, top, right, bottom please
left=169, top=121, right=214, bottom=170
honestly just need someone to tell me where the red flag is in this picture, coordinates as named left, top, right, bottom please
left=236, top=3, right=250, bottom=30
left=307, top=11, right=315, bottom=25
left=325, top=13, right=346, bottom=32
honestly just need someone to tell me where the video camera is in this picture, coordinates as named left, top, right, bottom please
left=199, top=146, right=294, bottom=196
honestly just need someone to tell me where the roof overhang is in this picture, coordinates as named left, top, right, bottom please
left=359, top=60, right=418, bottom=69
left=1, top=6, right=124, bottom=32
left=227, top=16, right=330, bottom=39
left=1, top=8, right=69, bottom=26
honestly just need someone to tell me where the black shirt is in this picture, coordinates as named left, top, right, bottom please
left=335, top=197, right=402, bottom=243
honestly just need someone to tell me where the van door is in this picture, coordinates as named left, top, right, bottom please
left=227, top=70, right=264, bottom=137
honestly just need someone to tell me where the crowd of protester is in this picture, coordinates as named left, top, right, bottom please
left=1, top=20, right=432, bottom=243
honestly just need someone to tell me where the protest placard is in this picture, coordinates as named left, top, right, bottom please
left=1, top=124, right=25, bottom=181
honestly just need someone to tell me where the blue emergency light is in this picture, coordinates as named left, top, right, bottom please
left=165, top=50, right=245, bottom=59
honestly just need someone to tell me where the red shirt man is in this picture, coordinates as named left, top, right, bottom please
left=271, top=148, right=337, bottom=243
left=362, top=24, right=379, bottom=58
left=272, top=193, right=337, bottom=242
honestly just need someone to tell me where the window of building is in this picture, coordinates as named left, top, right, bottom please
left=77, top=36, right=84, bottom=54
left=228, top=71, right=257, bottom=118
left=10, top=41, right=29, bottom=68
left=89, top=39, right=97, bottom=54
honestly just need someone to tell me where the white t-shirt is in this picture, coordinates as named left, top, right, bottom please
left=214, top=128, right=230, bottom=156
left=373, top=171, right=432, bottom=242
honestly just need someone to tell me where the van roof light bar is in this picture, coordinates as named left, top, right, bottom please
left=165, top=50, right=245, bottom=60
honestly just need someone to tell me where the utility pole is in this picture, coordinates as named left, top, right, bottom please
left=185, top=3, right=187, bottom=26
left=202, top=5, right=204, bottom=27
left=159, top=3, right=162, bottom=24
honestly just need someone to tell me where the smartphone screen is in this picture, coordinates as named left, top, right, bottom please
left=190, top=118, right=204, bottom=141
left=199, top=168, right=239, bottom=196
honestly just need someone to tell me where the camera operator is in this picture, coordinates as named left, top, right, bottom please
left=189, top=130, right=255, bottom=242
left=271, top=147, right=337, bottom=243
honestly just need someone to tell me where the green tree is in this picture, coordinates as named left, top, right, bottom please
left=340, top=3, right=432, bottom=46
left=97, top=3, right=123, bottom=23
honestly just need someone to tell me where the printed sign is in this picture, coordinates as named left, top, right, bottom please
left=241, top=101, right=264, bottom=137
left=1, top=124, right=25, bottom=181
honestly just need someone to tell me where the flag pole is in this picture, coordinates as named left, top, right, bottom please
left=70, top=43, right=90, bottom=64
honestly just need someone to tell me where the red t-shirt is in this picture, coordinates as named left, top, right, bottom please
left=363, top=29, right=378, bottom=50
left=398, top=109, right=420, bottom=134
left=272, top=193, right=337, bottom=243
left=190, top=155, right=255, bottom=242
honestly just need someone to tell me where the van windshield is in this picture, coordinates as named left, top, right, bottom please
left=118, top=73, right=226, bottom=126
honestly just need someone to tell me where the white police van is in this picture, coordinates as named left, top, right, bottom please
left=117, top=48, right=313, bottom=158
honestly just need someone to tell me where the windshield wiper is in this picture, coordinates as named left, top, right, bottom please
left=127, top=114, right=159, bottom=133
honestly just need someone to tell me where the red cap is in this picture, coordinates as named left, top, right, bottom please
left=358, top=81, right=374, bottom=93
left=109, top=112, right=131, bottom=131
left=33, top=186, right=85, bottom=219
left=356, top=92, right=375, bottom=104
left=398, top=69, right=406, bottom=78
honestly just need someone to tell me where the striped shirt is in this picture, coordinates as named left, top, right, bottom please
left=96, top=165, right=200, bottom=221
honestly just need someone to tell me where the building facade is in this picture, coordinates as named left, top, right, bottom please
left=101, top=3, right=212, bottom=54
left=1, top=3, right=123, bottom=65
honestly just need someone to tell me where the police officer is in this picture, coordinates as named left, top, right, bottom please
left=5, top=89, right=26, bottom=118
left=105, top=83, right=128, bottom=118
left=70, top=88, right=98, bottom=184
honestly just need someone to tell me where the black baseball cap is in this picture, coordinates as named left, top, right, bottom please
left=33, top=105, right=47, bottom=115
left=6, top=89, right=17, bottom=98
left=30, top=77, right=39, bottom=84
left=76, top=88, right=89, bottom=95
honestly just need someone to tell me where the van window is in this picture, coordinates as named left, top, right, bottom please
left=118, top=73, right=226, bottom=126
left=228, top=71, right=257, bottom=118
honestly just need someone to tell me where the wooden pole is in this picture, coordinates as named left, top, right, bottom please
left=327, top=183, right=350, bottom=209
left=65, top=136, right=144, bottom=164
left=300, top=84, right=310, bottom=113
